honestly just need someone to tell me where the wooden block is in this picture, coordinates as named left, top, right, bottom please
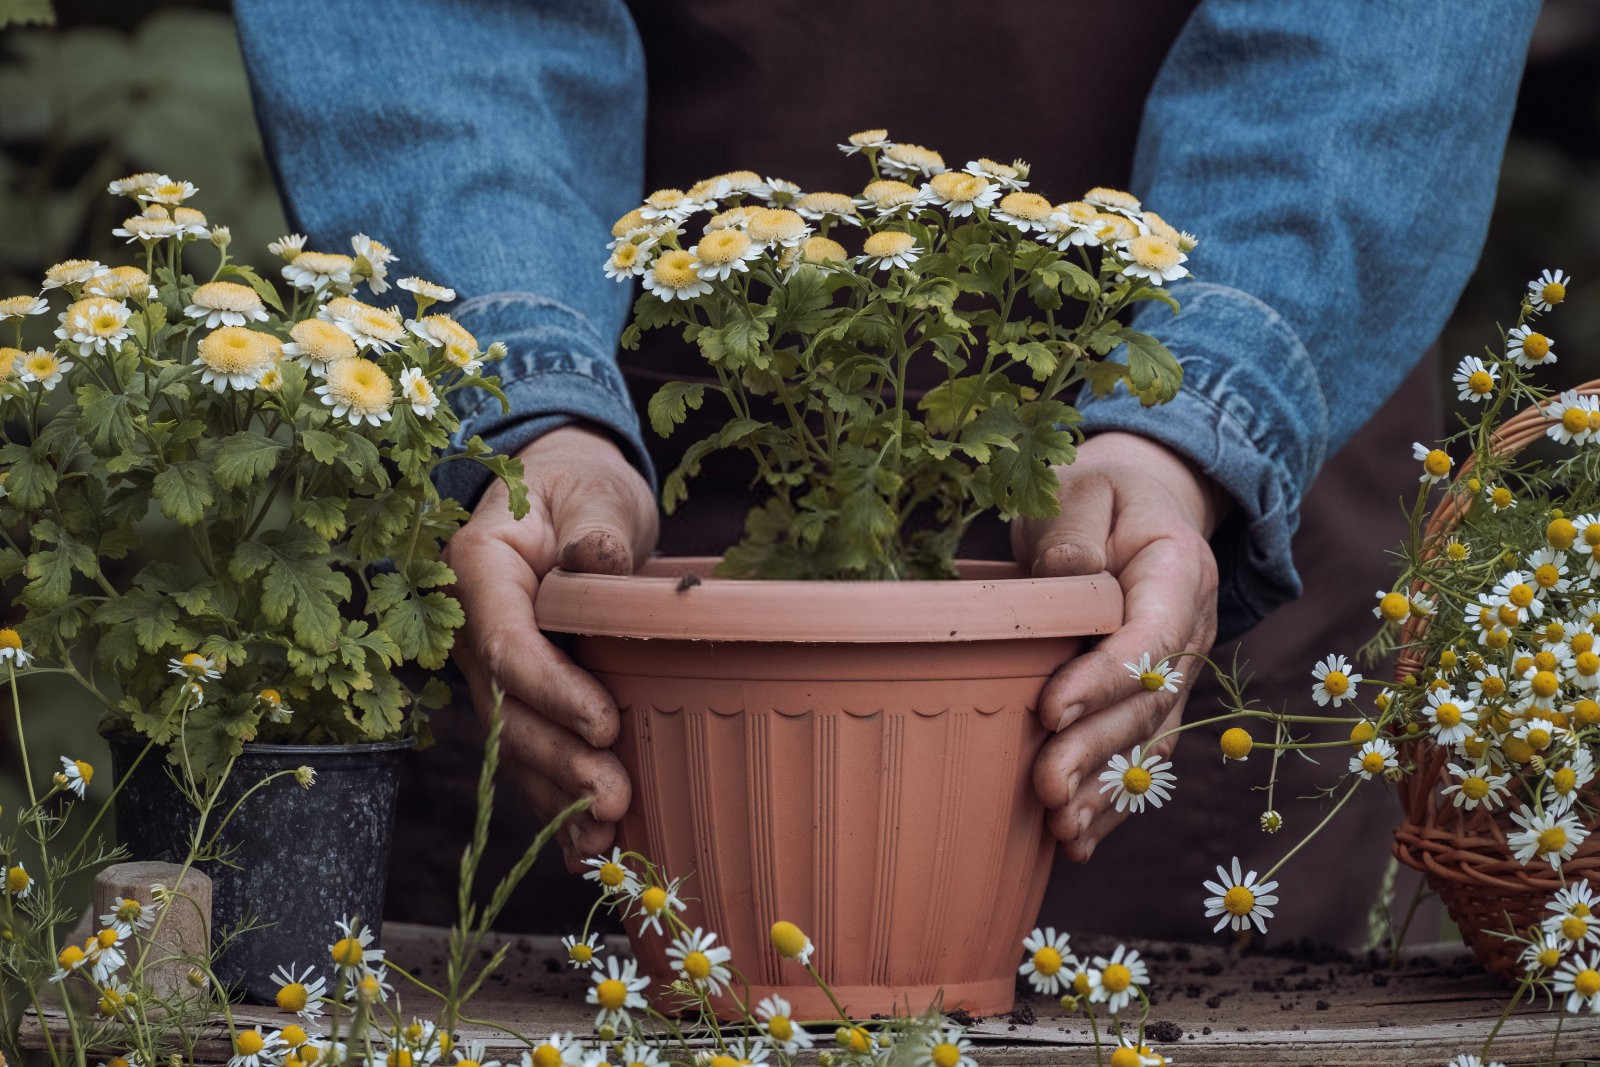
left=94, top=861, right=212, bottom=996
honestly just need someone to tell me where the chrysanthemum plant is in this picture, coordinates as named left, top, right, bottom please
left=0, top=175, right=527, bottom=779
left=612, top=131, right=1193, bottom=579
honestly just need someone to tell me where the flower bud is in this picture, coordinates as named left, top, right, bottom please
left=209, top=226, right=232, bottom=250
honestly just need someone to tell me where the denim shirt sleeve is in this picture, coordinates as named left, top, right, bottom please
left=232, top=0, right=652, bottom=508
left=1074, top=0, right=1540, bottom=641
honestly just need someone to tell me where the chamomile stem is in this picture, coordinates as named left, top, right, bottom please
left=1261, top=779, right=1362, bottom=883
left=805, top=961, right=854, bottom=1026
left=1479, top=973, right=1532, bottom=1058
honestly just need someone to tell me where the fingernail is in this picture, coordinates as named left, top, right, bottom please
left=1076, top=809, right=1093, bottom=835
left=1055, top=703, right=1083, bottom=731
left=1064, top=771, right=1081, bottom=799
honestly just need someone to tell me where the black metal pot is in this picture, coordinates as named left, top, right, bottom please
left=107, top=734, right=410, bottom=1003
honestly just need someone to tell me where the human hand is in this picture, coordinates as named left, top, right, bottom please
left=443, top=424, right=658, bottom=867
left=1011, top=431, right=1227, bottom=861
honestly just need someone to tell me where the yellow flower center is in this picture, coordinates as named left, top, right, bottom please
left=387, top=1051, right=412, bottom=1067
left=1548, top=517, right=1577, bottom=548
left=237, top=1030, right=265, bottom=1056
left=931, top=1042, right=962, bottom=1067
left=1139, top=670, right=1168, bottom=692
left=1510, top=583, right=1536, bottom=608
left=698, top=228, right=752, bottom=266
left=1562, top=915, right=1589, bottom=941
left=1361, top=752, right=1387, bottom=775
left=1542, top=281, right=1568, bottom=304
left=1418, top=449, right=1451, bottom=479
left=598, top=862, right=626, bottom=888
left=998, top=191, right=1053, bottom=222
left=639, top=886, right=668, bottom=915
left=1554, top=766, right=1579, bottom=794
left=1101, top=963, right=1133, bottom=993
left=1579, top=652, right=1600, bottom=677
left=1121, top=766, right=1153, bottom=795
left=1486, top=627, right=1511, bottom=650
left=611, top=208, right=648, bottom=236
left=1499, top=603, right=1523, bottom=626
left=1526, top=725, right=1553, bottom=750
left=198, top=326, right=276, bottom=376
left=191, top=281, right=261, bottom=313
left=289, top=317, right=357, bottom=365
left=323, top=357, right=394, bottom=418
left=1220, top=727, right=1253, bottom=759
left=1322, top=670, right=1350, bottom=696
left=652, top=250, right=698, bottom=288
left=771, top=920, right=809, bottom=958
left=1576, top=968, right=1600, bottom=998
left=644, top=188, right=685, bottom=211
left=96, top=927, right=119, bottom=949
left=747, top=208, right=807, bottom=243
left=357, top=974, right=380, bottom=1000
left=277, top=982, right=308, bottom=1012
left=1563, top=407, right=1589, bottom=434
left=1521, top=331, right=1551, bottom=359
left=1467, top=369, right=1494, bottom=394
left=1073, top=970, right=1092, bottom=996
left=609, top=244, right=640, bottom=270
left=280, top=1025, right=307, bottom=1047
left=331, top=937, right=364, bottom=966
left=1223, top=885, right=1256, bottom=916
left=863, top=231, right=916, bottom=258
left=1539, top=947, right=1562, bottom=969
left=1481, top=674, right=1506, bottom=697
left=1532, top=671, right=1560, bottom=699
left=596, top=977, right=627, bottom=1010
left=1032, top=946, right=1063, bottom=976
left=801, top=236, right=847, bottom=264
left=794, top=192, right=856, bottom=216
left=5, top=865, right=29, bottom=893
left=861, top=179, right=921, bottom=209
left=57, top=944, right=85, bottom=969
left=1492, top=487, right=1514, bottom=508
left=769, top=1015, right=793, bottom=1041
left=682, top=950, right=712, bottom=981
left=0, top=629, right=21, bottom=651
left=532, top=1047, right=564, bottom=1067
left=1462, top=775, right=1490, bottom=799
left=1109, top=1050, right=1144, bottom=1067
left=1379, top=593, right=1410, bottom=621
left=1538, top=826, right=1569, bottom=854
left=569, top=942, right=593, bottom=963
left=1434, top=703, right=1462, bottom=728
left=1350, top=721, right=1376, bottom=743
left=930, top=171, right=989, bottom=203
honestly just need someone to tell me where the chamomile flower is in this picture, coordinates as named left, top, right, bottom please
left=642, top=249, right=712, bottom=301
left=965, top=157, right=1029, bottom=189
left=1544, top=893, right=1600, bottom=951
left=1412, top=441, right=1453, bottom=483
left=921, top=1026, right=976, bottom=1067
left=167, top=652, right=221, bottom=680
left=1507, top=324, right=1556, bottom=369
left=1424, top=689, right=1477, bottom=747
left=56, top=756, right=94, bottom=798
left=88, top=925, right=128, bottom=982
left=86, top=266, right=156, bottom=302
left=800, top=236, right=848, bottom=265
left=14, top=348, right=71, bottom=391
left=1349, top=738, right=1398, bottom=780
left=195, top=327, right=278, bottom=392
left=1545, top=390, right=1597, bottom=446
left=55, top=295, right=131, bottom=355
left=586, top=955, right=649, bottom=1031
left=1493, top=570, right=1546, bottom=622
left=761, top=176, right=802, bottom=204
left=407, top=313, right=483, bottom=372
left=270, top=963, right=328, bottom=1021
left=350, top=234, right=396, bottom=293
left=5, top=862, right=31, bottom=898
left=1528, top=268, right=1571, bottom=312
left=329, top=914, right=385, bottom=973
left=112, top=212, right=181, bottom=243
left=1311, top=653, right=1362, bottom=707
left=267, top=234, right=308, bottom=261
left=449, top=1040, right=499, bottom=1067
left=1467, top=663, right=1509, bottom=704
left=613, top=1043, right=663, bottom=1067
left=1125, top=651, right=1182, bottom=693
left=42, top=259, right=110, bottom=290
left=525, top=1033, right=580, bottom=1067
left=746, top=208, right=810, bottom=248
left=1098, top=745, right=1176, bottom=813
left=1552, top=950, right=1600, bottom=1013
left=756, top=995, right=815, bottom=1055
left=1087, top=944, right=1148, bottom=1014
left=282, top=317, right=357, bottom=375
left=1452, top=355, right=1499, bottom=402
left=692, top=228, right=760, bottom=280
left=171, top=207, right=210, bottom=239
left=991, top=191, right=1056, bottom=233
left=665, top=927, right=733, bottom=995
left=879, top=142, right=947, bottom=179
left=319, top=296, right=406, bottom=351
left=1374, top=589, right=1412, bottom=623
left=1486, top=483, right=1518, bottom=512
left=398, top=367, right=440, bottom=418
left=924, top=171, right=999, bottom=217
left=1508, top=805, right=1588, bottom=870
left=582, top=848, right=641, bottom=897
left=792, top=192, right=861, bottom=227
left=1545, top=749, right=1596, bottom=813
left=631, top=878, right=686, bottom=936
left=1528, top=547, right=1573, bottom=595
left=257, top=688, right=293, bottom=724
left=857, top=179, right=928, bottom=216
left=640, top=188, right=699, bottom=224
left=1084, top=186, right=1143, bottom=217
left=769, top=920, right=813, bottom=964
left=561, top=932, right=602, bottom=969
left=185, top=281, right=269, bottom=328
left=227, top=1029, right=285, bottom=1067
left=838, top=128, right=891, bottom=154
left=282, top=251, right=356, bottom=293
left=1521, top=929, right=1567, bottom=975
left=1018, top=927, right=1072, bottom=994
left=1202, top=856, right=1279, bottom=934
left=397, top=276, right=455, bottom=304
left=1441, top=762, right=1511, bottom=810
left=603, top=242, right=649, bottom=280
left=0, top=294, right=47, bottom=321
left=315, top=357, right=395, bottom=426
left=859, top=230, right=921, bottom=271
left=100, top=896, right=151, bottom=934
left=138, top=177, right=197, bottom=206
left=1119, top=234, right=1188, bottom=286
left=1041, top=201, right=1101, bottom=248
left=107, top=172, right=166, bottom=197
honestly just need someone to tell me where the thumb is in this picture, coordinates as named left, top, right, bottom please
left=551, top=485, right=647, bottom=576
left=1021, top=469, right=1115, bottom=577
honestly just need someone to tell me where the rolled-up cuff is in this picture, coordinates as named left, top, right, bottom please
left=433, top=291, right=654, bottom=509
left=1074, top=281, right=1327, bottom=641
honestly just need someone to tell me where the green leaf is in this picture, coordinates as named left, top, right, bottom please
left=300, top=428, right=344, bottom=464
left=1124, top=285, right=1181, bottom=314
left=647, top=381, right=706, bottom=438
left=232, top=528, right=349, bottom=653
left=152, top=461, right=216, bottom=525
left=980, top=400, right=1076, bottom=520
left=294, top=497, right=348, bottom=540
left=218, top=263, right=286, bottom=314
left=0, top=443, right=57, bottom=509
left=698, top=316, right=770, bottom=371
left=213, top=431, right=284, bottom=489
left=75, top=382, right=140, bottom=453
left=370, top=572, right=464, bottom=670
left=918, top=374, right=1002, bottom=435
left=1116, top=328, right=1184, bottom=406
left=1003, top=341, right=1057, bottom=383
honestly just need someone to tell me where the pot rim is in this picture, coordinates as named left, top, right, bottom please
left=536, top=556, right=1122, bottom=643
left=102, top=731, right=417, bottom=757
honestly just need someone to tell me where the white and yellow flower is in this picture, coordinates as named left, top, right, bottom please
left=1507, top=324, right=1556, bottom=369
left=1423, top=689, right=1478, bottom=747
left=770, top=919, right=814, bottom=965
left=407, top=313, right=483, bottom=373
left=282, top=251, right=356, bottom=293
left=642, top=249, right=712, bottom=302
left=100, top=896, right=152, bottom=934
left=350, top=233, right=396, bottom=293
left=756, top=995, right=815, bottom=1055
left=1493, top=570, right=1546, bottom=623
left=315, top=357, right=395, bottom=427
left=665, top=927, right=733, bottom=995
left=86, top=266, right=157, bottom=302
left=1120, top=234, right=1189, bottom=286
left=138, top=177, right=197, bottom=206
left=107, top=172, right=166, bottom=197
left=269, top=963, right=328, bottom=1022
left=921, top=1025, right=976, bottom=1067
left=586, top=954, right=649, bottom=1031
left=1086, top=944, right=1147, bottom=1014
left=55, top=296, right=132, bottom=356
left=631, top=877, right=686, bottom=936
left=1508, top=805, right=1588, bottom=870
left=746, top=207, right=811, bottom=249
left=319, top=296, right=406, bottom=351
left=1551, top=949, right=1600, bottom=1014
left=113, top=213, right=182, bottom=243
left=857, top=179, right=928, bottom=216
left=1349, top=738, right=1398, bottom=780
left=226, top=1029, right=285, bottom=1067
left=792, top=191, right=861, bottom=227
left=1411, top=441, right=1453, bottom=484
left=398, top=367, right=440, bottom=418
left=604, top=241, right=651, bottom=281
left=1545, top=389, right=1598, bottom=446
left=196, top=327, right=278, bottom=392
left=16, top=348, right=72, bottom=391
left=1125, top=651, right=1182, bottom=693
left=1544, top=748, right=1595, bottom=813
left=55, top=755, right=94, bottom=799
left=42, top=259, right=110, bottom=290
left=991, top=191, right=1057, bottom=233
left=0, top=294, right=48, bottom=321
left=1097, top=745, right=1176, bottom=814
left=1311, top=652, right=1362, bottom=707
left=859, top=230, right=922, bottom=272
left=329, top=914, right=385, bottom=975
left=561, top=932, right=602, bottom=970
left=1040, top=201, right=1102, bottom=249
left=1544, top=882, right=1600, bottom=950
left=267, top=234, right=308, bottom=261
left=837, top=128, right=891, bottom=155
left=1202, top=856, right=1279, bottom=934
left=1452, top=355, right=1499, bottom=403
left=1528, top=268, right=1571, bottom=313
left=879, top=142, right=947, bottom=179
left=692, top=228, right=762, bottom=281
left=581, top=847, right=641, bottom=898
left=185, top=281, right=269, bottom=328
left=1018, top=926, right=1072, bottom=995
left=397, top=276, right=456, bottom=304
left=1084, top=186, right=1142, bottom=217
left=965, top=157, right=1029, bottom=189
left=283, top=317, right=357, bottom=375
left=1441, top=762, right=1511, bottom=810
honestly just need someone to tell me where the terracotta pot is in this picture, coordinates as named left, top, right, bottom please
left=536, top=558, right=1122, bottom=1020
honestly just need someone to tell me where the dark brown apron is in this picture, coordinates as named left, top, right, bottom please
left=391, top=0, right=1441, bottom=946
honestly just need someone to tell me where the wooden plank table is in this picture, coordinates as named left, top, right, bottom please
left=22, top=923, right=1600, bottom=1065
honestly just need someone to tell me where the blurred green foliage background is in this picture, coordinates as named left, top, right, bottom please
left=3, top=0, right=1600, bottom=909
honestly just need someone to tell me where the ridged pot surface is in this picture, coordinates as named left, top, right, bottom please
left=538, top=559, right=1123, bottom=1019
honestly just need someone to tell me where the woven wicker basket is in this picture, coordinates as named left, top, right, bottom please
left=1391, top=380, right=1600, bottom=981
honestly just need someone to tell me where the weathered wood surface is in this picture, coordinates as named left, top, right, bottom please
left=23, top=923, right=1600, bottom=1065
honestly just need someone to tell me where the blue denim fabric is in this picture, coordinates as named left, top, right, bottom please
left=1075, top=0, right=1539, bottom=638
left=236, top=0, right=1537, bottom=637
left=232, top=0, right=653, bottom=506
